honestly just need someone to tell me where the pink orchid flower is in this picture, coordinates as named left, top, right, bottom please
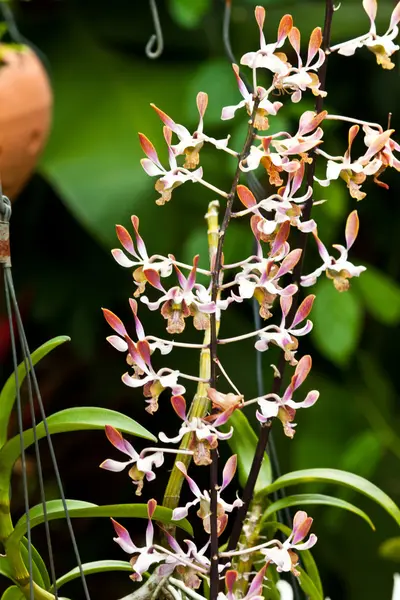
left=100, top=425, right=163, bottom=495
left=141, top=256, right=230, bottom=334
left=140, top=127, right=203, bottom=205
left=240, top=7, right=293, bottom=76
left=111, top=215, right=172, bottom=296
left=172, top=456, right=243, bottom=536
left=158, top=395, right=233, bottom=466
left=256, top=355, right=319, bottom=437
left=255, top=294, right=315, bottom=365
left=315, top=125, right=383, bottom=200
left=103, top=301, right=173, bottom=358
left=301, top=211, right=366, bottom=291
left=111, top=500, right=165, bottom=581
left=221, top=64, right=283, bottom=130
left=121, top=339, right=185, bottom=414
left=152, top=92, right=229, bottom=169
left=276, top=26, right=326, bottom=102
left=330, top=0, right=400, bottom=70
left=262, top=511, right=317, bottom=575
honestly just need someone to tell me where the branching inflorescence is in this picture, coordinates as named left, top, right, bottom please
left=101, top=2, right=400, bottom=599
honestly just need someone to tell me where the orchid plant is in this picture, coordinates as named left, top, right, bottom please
left=1, top=1, right=400, bottom=600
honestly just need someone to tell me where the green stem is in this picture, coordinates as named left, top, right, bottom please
left=162, top=201, right=220, bottom=516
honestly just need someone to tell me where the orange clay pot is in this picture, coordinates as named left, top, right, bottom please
left=0, top=45, right=52, bottom=200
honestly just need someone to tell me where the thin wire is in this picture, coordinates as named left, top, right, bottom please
left=4, top=267, right=92, bottom=600
left=146, top=0, right=164, bottom=59
left=21, top=349, right=59, bottom=597
left=3, top=269, right=34, bottom=600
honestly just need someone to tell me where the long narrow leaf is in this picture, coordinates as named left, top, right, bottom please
left=54, top=560, right=132, bottom=590
left=0, top=407, right=156, bottom=492
left=266, top=468, right=400, bottom=526
left=0, top=336, right=70, bottom=448
left=8, top=500, right=193, bottom=547
left=261, top=493, right=374, bottom=530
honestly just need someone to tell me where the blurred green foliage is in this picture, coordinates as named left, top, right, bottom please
left=1, top=0, right=400, bottom=598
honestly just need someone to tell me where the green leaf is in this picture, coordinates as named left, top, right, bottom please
left=0, top=336, right=70, bottom=448
left=20, top=539, right=48, bottom=588
left=354, top=264, right=400, bottom=325
left=0, top=407, right=156, bottom=481
left=261, top=493, right=374, bottom=530
left=297, top=567, right=324, bottom=600
left=266, top=468, right=400, bottom=526
left=8, top=500, right=193, bottom=547
left=168, top=0, right=211, bottom=28
left=0, top=587, right=24, bottom=600
left=54, top=560, right=132, bottom=590
left=224, top=410, right=272, bottom=492
left=311, top=278, right=363, bottom=366
left=379, top=537, right=400, bottom=563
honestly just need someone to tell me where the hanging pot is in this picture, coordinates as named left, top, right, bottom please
left=0, top=44, right=52, bottom=200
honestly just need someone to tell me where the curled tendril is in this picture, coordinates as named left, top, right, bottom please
left=146, top=0, right=164, bottom=60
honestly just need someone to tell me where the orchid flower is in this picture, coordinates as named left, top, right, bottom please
left=100, top=425, right=164, bottom=495
left=111, top=215, right=172, bottom=296
left=235, top=166, right=316, bottom=238
left=301, top=211, right=366, bottom=291
left=152, top=92, right=229, bottom=168
left=360, top=124, right=400, bottom=188
left=158, top=395, right=233, bottom=466
left=330, top=0, right=400, bottom=70
left=241, top=111, right=326, bottom=181
left=172, top=457, right=243, bottom=536
left=240, top=7, right=293, bottom=76
left=240, top=137, right=300, bottom=185
left=158, top=534, right=212, bottom=589
left=315, top=125, right=382, bottom=200
left=221, top=64, right=283, bottom=130
left=140, top=127, right=203, bottom=205
left=103, top=302, right=173, bottom=358
left=231, top=233, right=300, bottom=319
left=111, top=499, right=166, bottom=581
left=141, top=256, right=230, bottom=334
left=121, top=339, right=185, bottom=414
left=275, top=26, right=326, bottom=102
left=255, top=294, right=315, bottom=365
left=256, top=355, right=319, bottom=437
left=217, top=566, right=267, bottom=600
left=261, top=511, right=317, bottom=575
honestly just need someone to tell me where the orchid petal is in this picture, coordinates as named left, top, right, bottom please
left=221, top=454, right=238, bottom=491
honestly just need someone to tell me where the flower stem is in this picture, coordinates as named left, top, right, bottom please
left=208, top=94, right=261, bottom=600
